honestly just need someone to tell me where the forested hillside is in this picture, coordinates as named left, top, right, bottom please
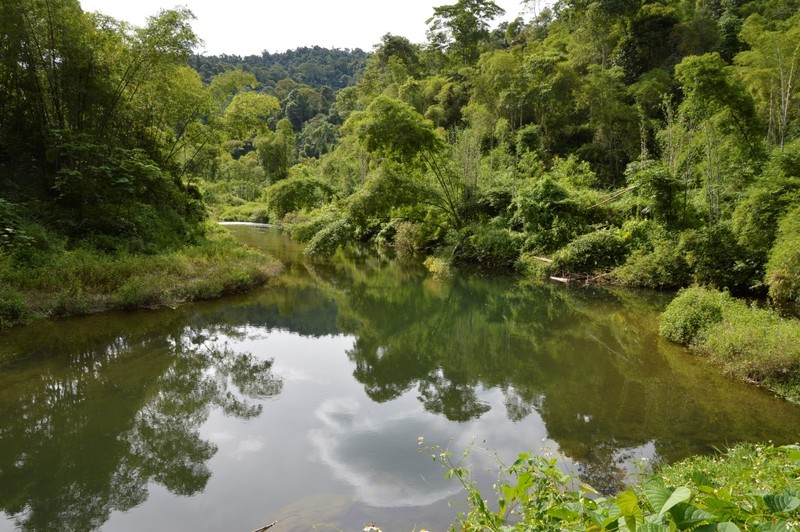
left=191, top=47, right=369, bottom=89
left=199, top=0, right=799, bottom=308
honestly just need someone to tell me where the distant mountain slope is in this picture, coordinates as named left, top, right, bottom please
left=191, top=46, right=370, bottom=90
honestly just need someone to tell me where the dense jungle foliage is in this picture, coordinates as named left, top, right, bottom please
left=180, top=0, right=799, bottom=309
left=3, top=0, right=800, bottom=309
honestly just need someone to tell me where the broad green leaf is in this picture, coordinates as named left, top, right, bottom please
left=694, top=524, right=739, bottom=532
left=660, top=487, right=692, bottom=515
left=643, top=480, right=671, bottom=512
left=547, top=506, right=579, bottom=521
left=639, top=521, right=670, bottom=532
left=691, top=471, right=717, bottom=489
left=668, top=502, right=718, bottom=529
left=617, top=488, right=640, bottom=516
left=581, top=484, right=600, bottom=494
left=763, top=494, right=800, bottom=513
left=702, top=497, right=737, bottom=517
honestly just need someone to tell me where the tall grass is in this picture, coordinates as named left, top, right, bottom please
left=0, top=227, right=281, bottom=327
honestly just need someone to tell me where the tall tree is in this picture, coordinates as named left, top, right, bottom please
left=426, top=0, right=506, bottom=65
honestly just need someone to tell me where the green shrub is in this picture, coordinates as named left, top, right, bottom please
left=765, top=203, right=800, bottom=304
left=658, top=286, right=730, bottom=345
left=304, top=218, right=354, bottom=259
left=550, top=229, right=628, bottom=277
left=0, top=286, right=29, bottom=326
left=423, top=255, right=453, bottom=278
left=218, top=202, right=270, bottom=223
left=660, top=286, right=800, bottom=398
left=393, top=221, right=424, bottom=257
left=682, top=223, right=758, bottom=293
left=454, top=225, right=524, bottom=269
left=612, top=237, right=690, bottom=289
left=288, top=205, right=345, bottom=243
left=510, top=177, right=590, bottom=253
left=266, top=176, right=332, bottom=218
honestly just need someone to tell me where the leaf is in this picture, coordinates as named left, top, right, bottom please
left=763, top=494, right=800, bottom=513
left=547, top=506, right=579, bottom=521
left=581, top=484, right=600, bottom=494
left=638, top=521, right=671, bottom=532
left=702, top=497, right=737, bottom=517
left=668, top=502, right=718, bottom=529
left=643, top=480, right=691, bottom=515
left=617, top=488, right=640, bottom=516
left=660, top=487, right=692, bottom=515
left=643, top=479, right=671, bottom=512
left=755, top=520, right=791, bottom=532
left=716, top=522, right=741, bottom=532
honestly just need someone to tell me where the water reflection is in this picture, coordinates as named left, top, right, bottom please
left=0, top=321, right=282, bottom=532
left=0, top=226, right=798, bottom=531
left=253, top=231, right=800, bottom=493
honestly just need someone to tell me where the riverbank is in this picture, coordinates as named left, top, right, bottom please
left=446, top=441, right=800, bottom=531
left=659, top=287, right=800, bottom=404
left=0, top=224, right=281, bottom=329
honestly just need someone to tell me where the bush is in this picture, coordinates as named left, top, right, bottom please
left=438, top=442, right=800, bottom=532
left=510, top=178, right=590, bottom=253
left=454, top=224, right=524, bottom=269
left=266, top=176, right=332, bottom=218
left=658, top=286, right=730, bottom=345
left=393, top=221, right=424, bottom=257
left=703, top=301, right=800, bottom=386
left=660, top=286, right=800, bottom=399
left=612, top=238, right=690, bottom=289
left=288, top=205, right=345, bottom=243
left=765, top=203, right=800, bottom=304
left=682, top=223, right=758, bottom=293
left=218, top=202, right=270, bottom=223
left=0, top=286, right=29, bottom=326
left=550, top=229, right=628, bottom=277
left=304, top=218, right=354, bottom=259
left=423, top=256, right=453, bottom=278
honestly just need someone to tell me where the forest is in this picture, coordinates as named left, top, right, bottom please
left=190, top=0, right=800, bottom=307
left=1, top=0, right=800, bottom=529
left=2, top=0, right=800, bottom=303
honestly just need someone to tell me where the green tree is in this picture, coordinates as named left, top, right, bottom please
left=736, top=13, right=800, bottom=149
left=349, top=96, right=465, bottom=227
left=426, top=0, right=506, bottom=65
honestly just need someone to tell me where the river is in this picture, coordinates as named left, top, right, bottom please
left=1, top=225, right=798, bottom=532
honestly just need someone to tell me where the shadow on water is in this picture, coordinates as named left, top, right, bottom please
left=0, top=225, right=798, bottom=530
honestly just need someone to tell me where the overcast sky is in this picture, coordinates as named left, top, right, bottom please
left=78, top=0, right=531, bottom=56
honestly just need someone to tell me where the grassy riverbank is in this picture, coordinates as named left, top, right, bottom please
left=443, top=442, right=799, bottom=531
left=0, top=225, right=281, bottom=329
left=659, top=286, right=800, bottom=403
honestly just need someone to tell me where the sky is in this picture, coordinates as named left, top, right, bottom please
left=78, top=0, right=532, bottom=56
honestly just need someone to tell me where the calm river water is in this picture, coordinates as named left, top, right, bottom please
left=1, top=225, right=799, bottom=532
